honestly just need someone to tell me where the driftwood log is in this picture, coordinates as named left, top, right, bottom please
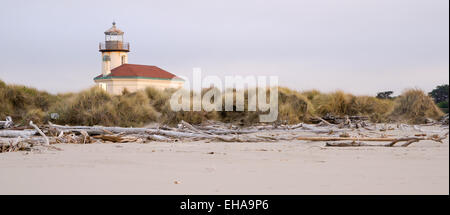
left=321, top=132, right=449, bottom=147
left=0, top=116, right=13, bottom=129
left=0, top=130, right=37, bottom=138
left=30, top=121, right=49, bottom=145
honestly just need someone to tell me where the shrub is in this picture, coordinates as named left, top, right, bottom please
left=311, top=91, right=356, bottom=116
left=115, top=91, right=158, bottom=126
left=390, top=89, right=444, bottom=123
left=144, top=87, right=174, bottom=112
left=351, top=96, right=394, bottom=122
left=277, top=87, right=314, bottom=124
left=51, top=87, right=157, bottom=126
left=0, top=81, right=56, bottom=124
left=1, top=79, right=446, bottom=126
left=159, top=89, right=219, bottom=125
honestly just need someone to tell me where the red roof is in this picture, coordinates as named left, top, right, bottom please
left=94, top=64, right=183, bottom=80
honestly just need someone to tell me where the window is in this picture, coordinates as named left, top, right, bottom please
left=121, top=55, right=127, bottom=64
left=99, top=83, right=107, bottom=91
left=103, top=55, right=111, bottom=61
left=106, top=35, right=123, bottom=41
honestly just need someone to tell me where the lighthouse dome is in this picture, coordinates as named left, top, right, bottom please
left=104, top=22, right=124, bottom=35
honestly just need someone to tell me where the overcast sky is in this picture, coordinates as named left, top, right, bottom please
left=0, top=0, right=448, bottom=95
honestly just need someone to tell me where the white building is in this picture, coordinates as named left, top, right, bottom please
left=94, top=22, right=184, bottom=95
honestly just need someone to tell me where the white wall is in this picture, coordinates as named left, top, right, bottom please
left=95, top=78, right=184, bottom=95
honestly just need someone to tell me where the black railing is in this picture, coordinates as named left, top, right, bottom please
left=99, top=41, right=130, bottom=51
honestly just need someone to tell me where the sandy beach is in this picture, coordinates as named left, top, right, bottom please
left=0, top=125, right=448, bottom=195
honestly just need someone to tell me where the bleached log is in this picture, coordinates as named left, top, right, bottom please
left=299, top=124, right=352, bottom=134
left=325, top=141, right=390, bottom=147
left=203, top=127, right=259, bottom=135
left=413, top=125, right=424, bottom=132
left=194, top=122, right=263, bottom=134
left=0, top=116, right=13, bottom=129
left=287, top=123, right=303, bottom=130
left=297, top=136, right=399, bottom=141
left=49, top=123, right=149, bottom=135
left=0, top=129, right=37, bottom=137
left=325, top=139, right=419, bottom=147
left=92, top=134, right=141, bottom=143
left=211, top=135, right=272, bottom=142
left=206, top=129, right=254, bottom=135
left=30, top=121, right=49, bottom=145
left=179, top=120, right=206, bottom=134
left=299, top=124, right=331, bottom=133
left=147, top=134, right=171, bottom=141
left=156, top=129, right=216, bottom=138
left=323, top=132, right=448, bottom=147
left=80, top=130, right=90, bottom=144
left=316, top=117, right=332, bottom=126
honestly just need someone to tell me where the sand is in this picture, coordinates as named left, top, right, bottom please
left=0, top=126, right=448, bottom=195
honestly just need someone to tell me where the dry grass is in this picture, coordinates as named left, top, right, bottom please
left=277, top=87, right=315, bottom=124
left=0, top=80, right=57, bottom=125
left=217, top=88, right=260, bottom=125
left=50, top=87, right=157, bottom=126
left=144, top=87, right=176, bottom=112
left=306, top=90, right=395, bottom=122
left=310, top=91, right=356, bottom=116
left=352, top=96, right=395, bottom=122
left=0, top=79, right=444, bottom=126
left=390, top=89, right=444, bottom=124
left=159, top=88, right=219, bottom=125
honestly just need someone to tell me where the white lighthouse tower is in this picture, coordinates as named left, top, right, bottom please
left=99, top=22, right=129, bottom=76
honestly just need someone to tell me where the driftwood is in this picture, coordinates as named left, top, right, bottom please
left=315, top=117, right=332, bottom=126
left=30, top=121, right=49, bottom=145
left=299, top=123, right=352, bottom=134
left=49, top=122, right=254, bottom=139
left=0, top=116, right=13, bottom=129
left=323, top=132, right=449, bottom=147
left=179, top=120, right=208, bottom=134
left=147, top=134, right=171, bottom=142
left=48, top=122, right=281, bottom=143
left=0, top=116, right=448, bottom=153
left=1, top=137, right=31, bottom=152
left=0, top=129, right=37, bottom=137
left=312, top=114, right=369, bottom=124
left=298, top=136, right=399, bottom=141
left=93, top=134, right=143, bottom=143
left=0, top=136, right=61, bottom=153
left=47, top=121, right=450, bottom=146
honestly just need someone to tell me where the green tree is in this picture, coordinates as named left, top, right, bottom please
left=429, top=84, right=449, bottom=104
left=376, top=91, right=394, bottom=99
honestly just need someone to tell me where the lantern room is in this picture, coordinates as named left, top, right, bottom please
left=99, top=22, right=130, bottom=52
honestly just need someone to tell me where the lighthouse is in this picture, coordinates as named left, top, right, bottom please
left=99, top=22, right=129, bottom=76
left=94, top=22, right=184, bottom=94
